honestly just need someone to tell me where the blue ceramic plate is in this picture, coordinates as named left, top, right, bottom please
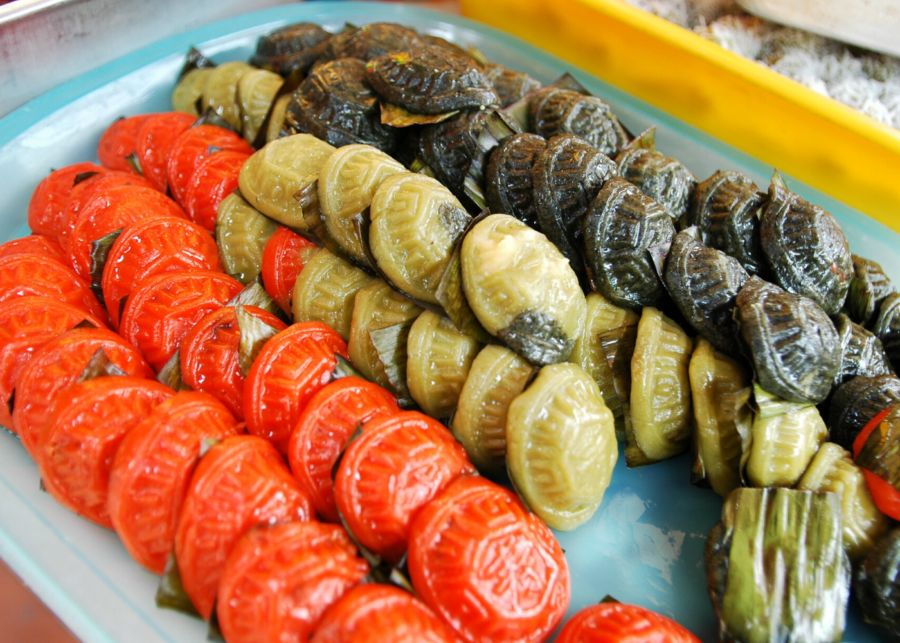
left=0, top=3, right=890, bottom=642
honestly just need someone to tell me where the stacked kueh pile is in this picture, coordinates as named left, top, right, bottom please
left=624, top=0, right=900, bottom=129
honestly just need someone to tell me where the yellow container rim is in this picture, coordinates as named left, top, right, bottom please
left=586, top=0, right=900, bottom=149
left=462, top=0, right=900, bottom=232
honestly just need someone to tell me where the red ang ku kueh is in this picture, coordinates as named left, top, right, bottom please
left=854, top=406, right=900, bottom=521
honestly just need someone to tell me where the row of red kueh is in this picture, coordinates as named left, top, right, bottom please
left=0, top=111, right=700, bottom=642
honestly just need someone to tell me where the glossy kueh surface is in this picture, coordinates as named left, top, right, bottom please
left=0, top=3, right=891, bottom=642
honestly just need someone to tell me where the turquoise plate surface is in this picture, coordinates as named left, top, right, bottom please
left=0, top=3, right=891, bottom=641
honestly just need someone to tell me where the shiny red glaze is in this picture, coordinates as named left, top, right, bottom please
left=36, top=376, right=174, bottom=528
left=408, top=475, right=571, bottom=643
left=217, top=521, right=369, bottom=643
left=0, top=253, right=109, bottom=326
left=67, top=184, right=187, bottom=279
left=183, top=150, right=249, bottom=231
left=97, top=114, right=156, bottom=173
left=180, top=305, right=287, bottom=420
left=135, top=112, right=198, bottom=192
left=861, top=470, right=900, bottom=521
left=288, top=377, right=400, bottom=523
left=243, top=322, right=348, bottom=453
left=0, top=235, right=66, bottom=262
left=107, top=392, right=241, bottom=574
left=0, top=296, right=104, bottom=431
left=554, top=602, right=702, bottom=643
left=118, top=270, right=243, bottom=372
left=101, top=216, right=223, bottom=329
left=28, top=162, right=106, bottom=239
left=13, top=327, right=153, bottom=459
left=335, top=411, right=474, bottom=563
left=174, top=435, right=313, bottom=621
left=59, top=171, right=155, bottom=252
left=166, top=124, right=253, bottom=206
left=310, top=584, right=459, bottom=643
left=853, top=407, right=900, bottom=520
left=261, top=226, right=317, bottom=315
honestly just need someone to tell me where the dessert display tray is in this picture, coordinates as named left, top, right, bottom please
left=0, top=3, right=889, bottom=641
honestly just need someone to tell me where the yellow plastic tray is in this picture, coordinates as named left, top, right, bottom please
left=461, top=0, right=900, bottom=232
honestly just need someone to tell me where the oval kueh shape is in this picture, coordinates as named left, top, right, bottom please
left=334, top=411, right=474, bottom=563
left=215, top=192, right=279, bottom=286
left=735, top=276, right=841, bottom=404
left=532, top=134, right=617, bottom=276
left=630, top=306, right=694, bottom=464
left=0, top=296, right=106, bottom=431
left=244, top=321, right=347, bottom=452
left=36, top=377, right=174, bottom=529
left=347, top=279, right=422, bottom=390
left=118, top=270, right=243, bottom=371
left=292, top=249, right=375, bottom=342
left=367, top=48, right=499, bottom=115
left=583, top=177, right=674, bottom=310
left=530, top=87, right=627, bottom=157
left=103, top=215, right=223, bottom=329
left=174, top=435, right=313, bottom=621
left=285, top=59, right=398, bottom=153
left=687, top=170, right=765, bottom=275
left=407, top=475, right=570, bottom=643
left=237, top=133, right=335, bottom=230
left=370, top=173, right=469, bottom=307
left=250, top=22, right=332, bottom=75
left=663, top=230, right=749, bottom=354
left=0, top=253, right=110, bottom=326
left=506, top=363, right=618, bottom=531
left=217, top=521, right=369, bottom=643
left=760, top=181, right=853, bottom=315
left=318, top=143, right=406, bottom=266
left=13, top=327, right=152, bottom=458
left=107, top=392, right=240, bottom=574
left=616, top=146, right=696, bottom=222
left=288, top=376, right=399, bottom=523
left=485, top=133, right=546, bottom=230
left=310, top=583, right=458, bottom=643
left=180, top=305, right=287, bottom=420
left=406, top=310, right=481, bottom=419
left=451, top=344, right=533, bottom=476
left=167, top=125, right=253, bottom=206
left=462, top=213, right=585, bottom=364
left=135, top=111, right=197, bottom=193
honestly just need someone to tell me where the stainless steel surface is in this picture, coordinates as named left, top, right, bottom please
left=736, top=0, right=900, bottom=57
left=0, top=0, right=301, bottom=117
